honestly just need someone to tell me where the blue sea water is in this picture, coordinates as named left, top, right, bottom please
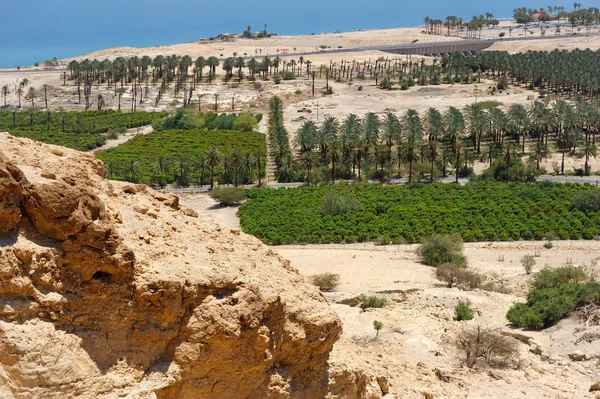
left=1, top=0, right=565, bottom=68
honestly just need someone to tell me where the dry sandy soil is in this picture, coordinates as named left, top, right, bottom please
left=183, top=192, right=600, bottom=398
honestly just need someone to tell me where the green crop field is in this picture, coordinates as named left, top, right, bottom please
left=0, top=110, right=165, bottom=151
left=96, top=128, right=266, bottom=185
left=239, top=182, right=600, bottom=245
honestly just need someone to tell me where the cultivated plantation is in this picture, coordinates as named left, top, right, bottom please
left=239, top=182, right=600, bottom=244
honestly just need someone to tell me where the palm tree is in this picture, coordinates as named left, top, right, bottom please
left=298, top=151, right=318, bottom=185
left=194, top=154, right=207, bottom=187
left=15, top=86, right=23, bottom=108
left=151, top=156, right=171, bottom=188
left=443, top=106, right=465, bottom=153
left=317, top=116, right=338, bottom=160
left=381, top=112, right=401, bottom=155
left=194, top=56, right=206, bottom=84
left=361, top=112, right=380, bottom=156
left=103, top=160, right=120, bottom=180
left=340, top=114, right=361, bottom=159
left=578, top=139, right=597, bottom=174
left=529, top=140, right=549, bottom=170
left=425, top=107, right=443, bottom=182
left=25, top=87, right=37, bottom=108
left=403, top=109, right=423, bottom=183
left=294, top=121, right=317, bottom=153
left=206, top=146, right=222, bottom=189
left=207, top=56, right=220, bottom=82
left=173, top=157, right=192, bottom=187
left=41, top=84, right=50, bottom=109
left=254, top=149, right=266, bottom=186
left=327, top=139, right=343, bottom=184
left=116, top=87, right=127, bottom=111
left=2, top=85, right=9, bottom=106
left=279, top=153, right=298, bottom=183
left=231, top=148, right=244, bottom=187
left=125, top=160, right=141, bottom=182
left=243, top=152, right=254, bottom=184
left=508, top=103, right=530, bottom=153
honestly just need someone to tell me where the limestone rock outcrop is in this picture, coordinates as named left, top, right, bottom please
left=0, top=133, right=342, bottom=398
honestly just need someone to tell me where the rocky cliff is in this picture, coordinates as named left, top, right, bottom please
left=0, top=133, right=344, bottom=398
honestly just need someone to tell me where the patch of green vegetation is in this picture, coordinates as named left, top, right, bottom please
left=0, top=110, right=165, bottom=151
left=152, top=108, right=262, bottom=133
left=239, top=183, right=600, bottom=245
left=209, top=187, right=246, bottom=206
left=96, top=129, right=265, bottom=186
left=506, top=266, right=600, bottom=330
left=454, top=300, right=475, bottom=321
left=360, top=296, right=388, bottom=310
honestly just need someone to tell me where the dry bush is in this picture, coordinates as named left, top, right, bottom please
left=454, top=326, right=520, bottom=368
left=435, top=263, right=482, bottom=290
left=310, top=272, right=341, bottom=292
left=481, top=281, right=512, bottom=294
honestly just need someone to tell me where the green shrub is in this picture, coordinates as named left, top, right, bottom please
left=321, top=191, right=361, bottom=216
left=543, top=242, right=553, bottom=249
left=373, top=320, right=384, bottom=337
left=521, top=255, right=536, bottom=274
left=209, top=187, right=247, bottom=206
left=418, top=234, right=467, bottom=267
left=572, top=189, right=600, bottom=213
left=532, top=266, right=587, bottom=290
left=454, top=300, right=474, bottom=321
left=360, top=296, right=388, bottom=310
left=232, top=113, right=258, bottom=132
left=310, top=273, right=341, bottom=292
left=506, top=266, right=600, bottom=329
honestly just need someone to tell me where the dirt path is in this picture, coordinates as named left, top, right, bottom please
left=89, top=125, right=153, bottom=154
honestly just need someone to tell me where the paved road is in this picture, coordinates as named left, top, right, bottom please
left=164, top=175, right=597, bottom=194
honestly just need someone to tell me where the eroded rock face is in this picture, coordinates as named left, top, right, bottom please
left=0, top=134, right=342, bottom=398
left=0, top=153, right=26, bottom=234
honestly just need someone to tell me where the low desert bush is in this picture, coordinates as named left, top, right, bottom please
left=373, top=320, right=383, bottom=337
left=454, top=300, right=475, bottom=321
left=454, top=326, right=519, bottom=368
left=360, top=296, right=388, bottom=310
left=435, top=263, right=482, bottom=290
left=310, top=272, right=341, bottom=292
left=521, top=255, right=536, bottom=275
left=209, top=187, right=246, bottom=206
left=417, top=234, right=467, bottom=267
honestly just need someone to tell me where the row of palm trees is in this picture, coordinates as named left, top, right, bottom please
left=104, top=147, right=266, bottom=188
left=458, top=49, right=600, bottom=100
left=271, top=98, right=599, bottom=184
left=65, top=54, right=315, bottom=89
left=423, top=13, right=499, bottom=39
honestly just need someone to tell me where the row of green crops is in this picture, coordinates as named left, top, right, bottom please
left=96, top=129, right=266, bottom=185
left=0, top=110, right=166, bottom=151
left=239, top=182, right=600, bottom=245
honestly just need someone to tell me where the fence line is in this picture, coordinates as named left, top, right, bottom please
left=273, top=240, right=600, bottom=251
